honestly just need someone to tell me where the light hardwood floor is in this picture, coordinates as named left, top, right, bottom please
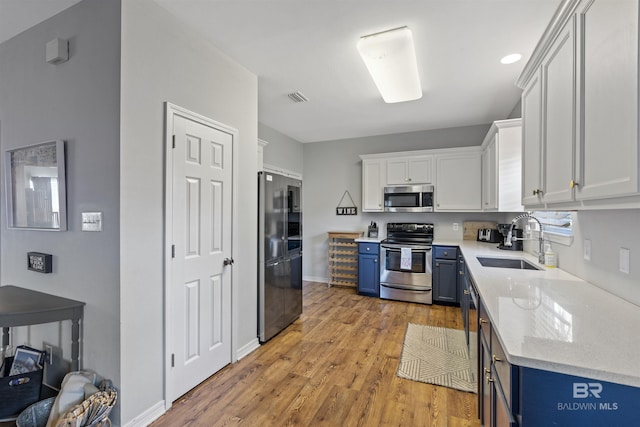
left=151, top=282, right=481, bottom=427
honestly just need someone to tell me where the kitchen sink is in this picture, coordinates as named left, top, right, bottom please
left=476, top=256, right=542, bottom=271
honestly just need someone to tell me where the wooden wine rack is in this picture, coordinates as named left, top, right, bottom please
left=327, top=231, right=361, bottom=288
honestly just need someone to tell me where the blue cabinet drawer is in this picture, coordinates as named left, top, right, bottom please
left=434, top=246, right=457, bottom=260
left=358, top=242, right=379, bottom=255
left=491, top=327, right=516, bottom=410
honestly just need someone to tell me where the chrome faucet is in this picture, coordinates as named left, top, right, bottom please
left=506, top=213, right=545, bottom=264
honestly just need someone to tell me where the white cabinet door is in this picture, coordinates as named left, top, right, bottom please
left=521, top=69, right=544, bottom=206
left=435, top=152, right=482, bottom=211
left=542, top=21, right=576, bottom=204
left=482, top=136, right=497, bottom=210
left=496, top=122, right=524, bottom=212
left=408, top=156, right=433, bottom=184
left=386, top=158, right=409, bottom=185
left=576, top=0, right=638, bottom=200
left=362, top=158, right=385, bottom=211
left=386, top=156, right=433, bottom=185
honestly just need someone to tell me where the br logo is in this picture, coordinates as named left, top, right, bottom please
left=573, top=383, right=603, bottom=398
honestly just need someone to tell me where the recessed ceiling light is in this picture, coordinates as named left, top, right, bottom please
left=357, top=26, right=422, bottom=103
left=500, top=53, right=522, bottom=65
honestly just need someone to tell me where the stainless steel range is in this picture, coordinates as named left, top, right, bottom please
left=380, top=222, right=434, bottom=304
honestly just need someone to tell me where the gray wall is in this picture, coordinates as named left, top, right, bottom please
left=259, top=122, right=304, bottom=175
left=120, top=0, right=258, bottom=424
left=301, top=124, right=498, bottom=281
left=0, top=0, right=122, bottom=420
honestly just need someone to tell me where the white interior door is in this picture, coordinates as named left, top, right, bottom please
left=166, top=105, right=233, bottom=402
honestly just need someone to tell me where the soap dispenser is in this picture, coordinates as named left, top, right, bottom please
left=544, top=244, right=557, bottom=268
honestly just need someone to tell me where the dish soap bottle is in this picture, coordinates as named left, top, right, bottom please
left=544, top=244, right=556, bottom=268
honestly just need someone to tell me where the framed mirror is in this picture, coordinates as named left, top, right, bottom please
left=5, top=140, right=67, bottom=230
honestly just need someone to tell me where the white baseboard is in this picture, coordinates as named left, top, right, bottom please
left=236, top=338, right=260, bottom=360
left=303, top=276, right=328, bottom=284
left=122, top=400, right=166, bottom=427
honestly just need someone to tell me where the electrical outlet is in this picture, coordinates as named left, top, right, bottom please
left=452, top=223, right=459, bottom=231
left=619, top=248, right=630, bottom=274
left=584, top=239, right=591, bottom=261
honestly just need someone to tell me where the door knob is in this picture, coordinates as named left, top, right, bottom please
left=223, top=258, right=235, bottom=266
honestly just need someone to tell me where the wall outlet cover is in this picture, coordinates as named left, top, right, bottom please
left=583, top=239, right=592, bottom=261
left=619, top=247, right=630, bottom=274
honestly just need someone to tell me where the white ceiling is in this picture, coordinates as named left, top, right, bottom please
left=0, top=0, right=561, bottom=143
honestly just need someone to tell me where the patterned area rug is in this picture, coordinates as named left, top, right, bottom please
left=397, top=323, right=477, bottom=393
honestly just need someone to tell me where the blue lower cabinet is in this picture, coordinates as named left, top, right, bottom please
left=519, top=367, right=640, bottom=426
left=358, top=242, right=379, bottom=297
left=432, top=246, right=459, bottom=304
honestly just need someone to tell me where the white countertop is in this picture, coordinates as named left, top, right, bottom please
left=355, top=236, right=384, bottom=243
left=433, top=239, right=640, bottom=388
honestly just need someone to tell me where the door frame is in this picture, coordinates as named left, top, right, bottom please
left=163, top=102, right=239, bottom=409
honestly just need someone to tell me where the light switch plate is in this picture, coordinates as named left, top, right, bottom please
left=619, top=247, right=630, bottom=274
left=82, top=212, right=102, bottom=231
left=452, top=223, right=459, bottom=231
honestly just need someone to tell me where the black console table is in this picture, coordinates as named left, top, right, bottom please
left=0, top=285, right=85, bottom=371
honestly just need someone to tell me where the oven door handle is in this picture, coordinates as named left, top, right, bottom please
left=381, top=243, right=432, bottom=251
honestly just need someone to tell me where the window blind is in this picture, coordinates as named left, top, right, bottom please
left=532, top=211, right=573, bottom=236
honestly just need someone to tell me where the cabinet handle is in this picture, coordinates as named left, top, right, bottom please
left=532, top=189, right=543, bottom=196
left=366, top=247, right=370, bottom=251
left=492, top=354, right=502, bottom=363
left=459, top=271, right=464, bottom=275
left=443, top=252, right=448, bottom=256
left=485, top=373, right=494, bottom=384
left=435, top=263, right=440, bottom=267
left=479, top=318, right=488, bottom=324
left=463, top=290, right=470, bottom=295
left=570, top=180, right=579, bottom=189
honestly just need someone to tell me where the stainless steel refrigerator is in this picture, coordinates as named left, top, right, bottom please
left=258, top=171, right=302, bottom=342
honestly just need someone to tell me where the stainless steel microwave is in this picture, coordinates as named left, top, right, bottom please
left=383, top=184, right=434, bottom=212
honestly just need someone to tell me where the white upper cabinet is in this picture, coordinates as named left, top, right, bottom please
left=576, top=0, right=638, bottom=201
left=435, top=149, right=482, bottom=211
left=361, top=148, right=483, bottom=213
left=541, top=19, right=576, bottom=204
left=361, top=158, right=385, bottom=212
left=517, top=0, right=640, bottom=209
left=386, top=156, right=433, bottom=185
left=521, top=70, right=544, bottom=206
left=481, top=119, right=523, bottom=212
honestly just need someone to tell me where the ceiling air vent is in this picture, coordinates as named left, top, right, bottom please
left=287, top=91, right=309, bottom=103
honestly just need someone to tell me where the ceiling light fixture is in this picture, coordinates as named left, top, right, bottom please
left=357, top=26, right=422, bottom=104
left=500, top=53, right=522, bottom=65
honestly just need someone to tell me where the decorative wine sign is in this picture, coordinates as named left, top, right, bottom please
left=336, top=190, right=358, bottom=215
